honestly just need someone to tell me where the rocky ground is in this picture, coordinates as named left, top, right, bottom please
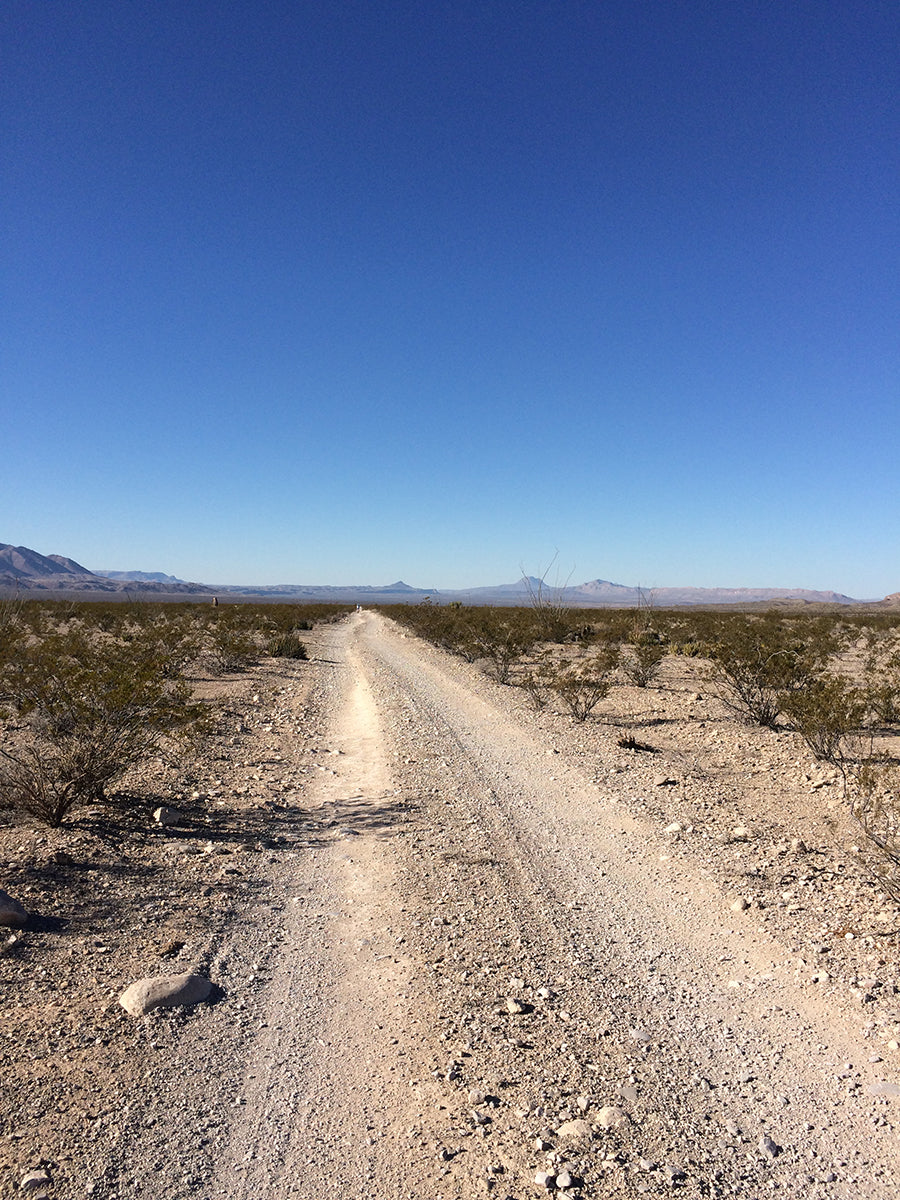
left=1, top=610, right=898, bottom=1199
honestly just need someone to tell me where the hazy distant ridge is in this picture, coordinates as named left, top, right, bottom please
left=438, top=576, right=858, bottom=606
left=0, top=543, right=882, bottom=604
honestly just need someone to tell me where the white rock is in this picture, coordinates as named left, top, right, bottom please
left=731, top=826, right=750, bottom=842
left=596, top=1105, right=627, bottom=1129
left=731, top=897, right=750, bottom=912
left=119, top=972, right=212, bottom=1016
left=153, top=806, right=185, bottom=828
left=555, top=1118, right=593, bottom=1141
left=664, top=822, right=683, bottom=835
left=534, top=1171, right=555, bottom=1188
left=0, top=890, right=28, bottom=929
left=867, top=1081, right=900, bottom=1098
left=556, top=1170, right=573, bottom=1188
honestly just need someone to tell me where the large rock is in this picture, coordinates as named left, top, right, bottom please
left=0, top=890, right=28, bottom=929
left=119, top=972, right=212, bottom=1016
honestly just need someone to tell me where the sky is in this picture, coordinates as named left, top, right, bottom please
left=2, top=1, right=898, bottom=596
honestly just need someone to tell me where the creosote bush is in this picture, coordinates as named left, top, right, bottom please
left=848, top=760, right=900, bottom=903
left=268, top=632, right=309, bottom=660
left=0, top=624, right=206, bottom=827
left=709, top=615, right=842, bottom=729
left=779, top=675, right=866, bottom=764
left=619, top=638, right=667, bottom=688
left=542, top=642, right=621, bottom=722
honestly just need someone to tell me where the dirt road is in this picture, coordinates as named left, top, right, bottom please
left=6, top=611, right=898, bottom=1199
left=199, top=610, right=900, bottom=1199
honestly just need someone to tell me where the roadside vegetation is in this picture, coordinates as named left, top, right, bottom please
left=382, top=600, right=900, bottom=898
left=0, top=599, right=351, bottom=828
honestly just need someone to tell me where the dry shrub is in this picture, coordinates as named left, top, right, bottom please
left=0, top=624, right=206, bottom=826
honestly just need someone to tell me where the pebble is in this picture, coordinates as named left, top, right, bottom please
left=506, top=997, right=526, bottom=1014
left=731, top=826, right=750, bottom=842
left=758, top=1133, right=781, bottom=1160
left=534, top=1170, right=555, bottom=1188
left=731, top=897, right=750, bottom=912
left=556, top=1170, right=573, bottom=1188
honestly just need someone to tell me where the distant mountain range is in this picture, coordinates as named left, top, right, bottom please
left=0, top=544, right=213, bottom=595
left=0, top=542, right=890, bottom=606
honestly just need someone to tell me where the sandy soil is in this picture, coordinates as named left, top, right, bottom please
left=1, top=610, right=899, bottom=1199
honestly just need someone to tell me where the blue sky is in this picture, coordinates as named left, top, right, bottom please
left=3, top=1, right=898, bottom=596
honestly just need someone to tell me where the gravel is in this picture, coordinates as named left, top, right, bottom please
left=1, top=610, right=898, bottom=1199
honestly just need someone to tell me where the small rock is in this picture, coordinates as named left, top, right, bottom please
left=758, top=1133, right=781, bottom=1160
left=556, top=1170, right=573, bottom=1188
left=629, top=1027, right=651, bottom=1043
left=534, top=1170, right=555, bottom=1188
left=576, top=1094, right=590, bottom=1112
left=664, top=822, right=683, bottom=835
left=119, top=972, right=212, bottom=1016
left=654, top=775, right=677, bottom=787
left=731, top=897, right=750, bottom=912
left=596, top=1106, right=627, bottom=1129
left=19, top=1170, right=51, bottom=1193
left=468, top=1088, right=485, bottom=1104
left=0, top=890, right=28, bottom=929
left=866, top=1081, right=900, bottom=1098
left=153, top=806, right=185, bottom=828
left=556, top=1118, right=593, bottom=1141
left=506, top=997, right=527, bottom=1014
left=731, top=826, right=750, bottom=842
